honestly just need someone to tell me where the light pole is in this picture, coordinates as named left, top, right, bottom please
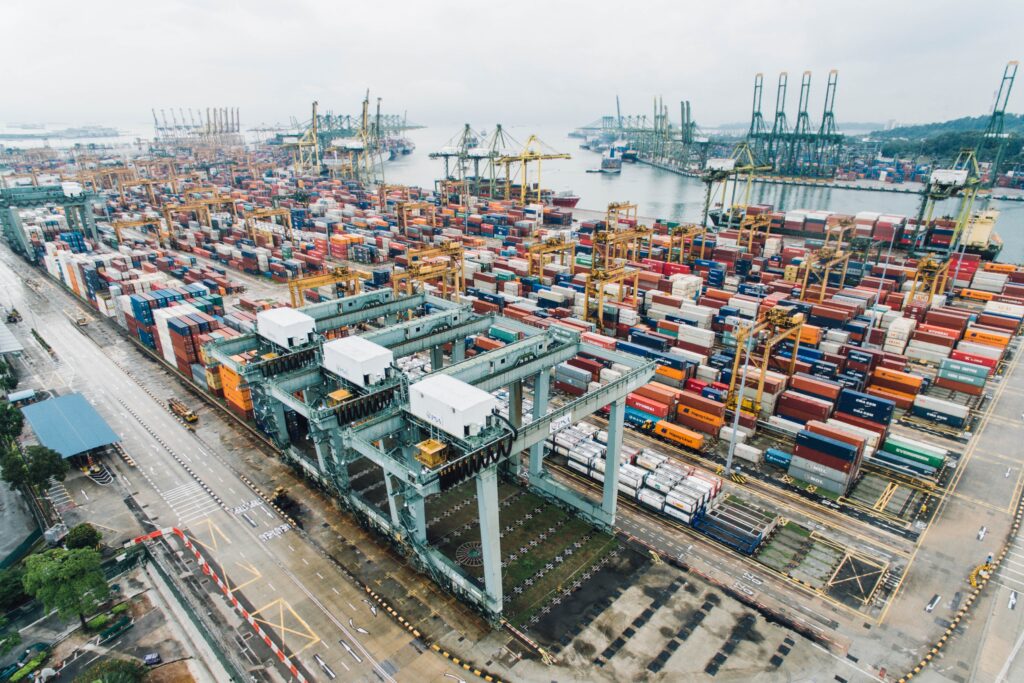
left=725, top=324, right=755, bottom=476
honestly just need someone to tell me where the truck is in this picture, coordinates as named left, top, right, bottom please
left=167, top=397, right=198, bottom=423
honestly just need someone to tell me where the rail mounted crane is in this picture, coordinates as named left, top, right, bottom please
left=109, top=217, right=164, bottom=245
left=392, top=242, right=465, bottom=299
left=244, top=207, right=293, bottom=242
left=288, top=267, right=365, bottom=307
left=911, top=149, right=981, bottom=256
left=527, top=236, right=575, bottom=277
left=907, top=255, right=950, bottom=307
left=726, top=306, right=805, bottom=414
left=396, top=201, right=437, bottom=233
left=583, top=203, right=650, bottom=327
left=665, top=224, right=708, bottom=264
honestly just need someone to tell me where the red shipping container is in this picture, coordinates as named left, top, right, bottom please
left=627, top=394, right=671, bottom=418
left=949, top=350, right=996, bottom=373
left=832, top=412, right=889, bottom=440
left=677, top=391, right=727, bottom=418
left=793, top=444, right=856, bottom=474
left=933, top=376, right=985, bottom=396
left=789, top=374, right=842, bottom=401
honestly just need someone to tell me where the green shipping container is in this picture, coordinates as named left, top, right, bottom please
left=881, top=439, right=946, bottom=469
left=937, top=369, right=986, bottom=387
left=489, top=326, right=519, bottom=344
left=940, top=360, right=989, bottom=380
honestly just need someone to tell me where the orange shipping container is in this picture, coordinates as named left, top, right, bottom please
left=866, top=384, right=915, bottom=409
left=871, top=367, right=924, bottom=389
left=798, top=324, right=822, bottom=346
left=963, top=328, right=1010, bottom=348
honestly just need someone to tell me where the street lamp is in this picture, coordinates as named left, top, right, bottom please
left=725, top=323, right=755, bottom=476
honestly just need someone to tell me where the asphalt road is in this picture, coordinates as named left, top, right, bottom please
left=0, top=247, right=462, bottom=683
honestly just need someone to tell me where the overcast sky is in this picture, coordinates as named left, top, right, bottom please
left=2, top=0, right=1020, bottom=132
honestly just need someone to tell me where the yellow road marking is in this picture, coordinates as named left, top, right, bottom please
left=188, top=517, right=231, bottom=552
left=250, top=598, right=320, bottom=652
left=224, top=562, right=262, bottom=594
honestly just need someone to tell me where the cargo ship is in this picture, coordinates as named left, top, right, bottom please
left=709, top=205, right=1004, bottom=261
left=551, top=191, right=581, bottom=208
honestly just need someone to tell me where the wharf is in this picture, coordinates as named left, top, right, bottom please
left=636, top=158, right=1024, bottom=202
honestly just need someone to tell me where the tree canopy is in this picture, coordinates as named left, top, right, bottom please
left=0, top=449, right=28, bottom=490
left=66, top=523, right=103, bottom=550
left=23, top=445, right=68, bottom=489
left=0, top=402, right=24, bottom=444
left=22, top=548, right=110, bottom=627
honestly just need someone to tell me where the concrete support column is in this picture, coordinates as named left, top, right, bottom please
left=328, top=431, right=350, bottom=492
left=451, top=338, right=466, bottom=363
left=383, top=474, right=402, bottom=529
left=476, top=464, right=503, bottom=615
left=602, top=397, right=626, bottom=522
left=529, top=369, right=550, bottom=479
left=430, top=345, right=444, bottom=372
left=406, top=492, right=427, bottom=544
left=82, top=201, right=98, bottom=241
left=270, top=400, right=289, bottom=449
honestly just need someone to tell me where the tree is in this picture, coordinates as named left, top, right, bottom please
left=77, top=657, right=146, bottom=683
left=66, top=523, right=102, bottom=550
left=0, top=615, right=20, bottom=656
left=0, top=566, right=28, bottom=611
left=23, top=445, right=68, bottom=489
left=0, top=402, right=23, bottom=444
left=0, top=448, right=28, bottom=490
left=22, top=548, right=110, bottom=628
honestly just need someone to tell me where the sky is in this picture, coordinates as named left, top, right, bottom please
left=1, top=0, right=1021, bottom=132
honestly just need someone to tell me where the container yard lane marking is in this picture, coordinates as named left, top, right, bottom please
left=878, top=336, right=1024, bottom=626
left=250, top=598, right=322, bottom=654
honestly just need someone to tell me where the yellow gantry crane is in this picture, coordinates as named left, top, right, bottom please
left=907, top=255, right=951, bottom=307
left=109, top=217, right=164, bottom=245
left=700, top=141, right=773, bottom=228
left=497, top=135, right=571, bottom=203
left=665, top=224, right=708, bottom=264
left=583, top=203, right=652, bottom=327
left=288, top=267, right=365, bottom=307
left=796, top=219, right=854, bottom=303
left=527, top=237, right=576, bottom=277
left=392, top=241, right=465, bottom=299
left=286, top=101, right=322, bottom=176
left=396, top=201, right=437, bottom=233
left=727, top=306, right=805, bottom=414
left=244, top=207, right=293, bottom=242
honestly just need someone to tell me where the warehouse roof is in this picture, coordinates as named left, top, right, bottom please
left=21, top=393, right=120, bottom=458
left=0, top=322, right=24, bottom=356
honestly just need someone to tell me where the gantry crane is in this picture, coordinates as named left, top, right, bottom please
left=727, top=306, right=804, bottom=414
left=497, top=135, right=571, bottom=203
left=109, top=217, right=164, bottom=245
left=377, top=183, right=411, bottom=210
left=583, top=203, right=650, bottom=327
left=979, top=61, right=1018, bottom=189
left=700, top=142, right=772, bottom=228
left=285, top=101, right=322, bottom=175
left=396, top=201, right=437, bottom=234
left=665, top=224, right=708, bottom=264
left=734, top=213, right=772, bottom=254
left=911, top=149, right=981, bottom=255
left=392, top=241, right=465, bottom=299
left=798, top=243, right=852, bottom=303
left=527, top=236, right=576, bottom=277
left=907, top=255, right=950, bottom=307
left=244, top=207, right=293, bottom=242
left=288, top=266, right=365, bottom=307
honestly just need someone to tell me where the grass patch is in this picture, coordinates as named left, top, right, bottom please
left=112, top=602, right=130, bottom=614
left=10, top=652, right=48, bottom=682
left=507, top=532, right=619, bottom=627
left=86, top=613, right=111, bottom=630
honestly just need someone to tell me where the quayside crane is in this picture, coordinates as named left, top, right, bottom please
left=497, top=135, right=571, bottom=203
left=700, top=142, right=772, bottom=228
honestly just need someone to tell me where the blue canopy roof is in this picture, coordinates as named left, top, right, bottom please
left=21, top=393, right=120, bottom=458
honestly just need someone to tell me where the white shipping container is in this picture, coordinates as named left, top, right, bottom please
left=912, top=394, right=970, bottom=419
left=663, top=505, right=693, bottom=524
left=638, top=489, right=666, bottom=511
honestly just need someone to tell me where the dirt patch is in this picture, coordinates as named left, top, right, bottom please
left=130, top=593, right=154, bottom=619
left=147, top=659, right=195, bottom=683
left=574, top=639, right=597, bottom=657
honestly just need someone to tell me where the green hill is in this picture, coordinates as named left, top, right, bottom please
left=868, top=114, right=1024, bottom=164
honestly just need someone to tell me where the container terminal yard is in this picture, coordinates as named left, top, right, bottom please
left=2, top=80, right=1024, bottom=683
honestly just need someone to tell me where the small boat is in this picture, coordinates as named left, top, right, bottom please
left=600, top=149, right=622, bottom=174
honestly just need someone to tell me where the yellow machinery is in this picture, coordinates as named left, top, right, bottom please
left=161, top=200, right=214, bottom=243
left=79, top=166, right=139, bottom=192
left=109, top=217, right=164, bottom=245
left=497, top=135, right=571, bottom=203
left=285, top=101, right=322, bottom=175
left=735, top=213, right=771, bottom=254
left=583, top=202, right=652, bottom=327
left=727, top=306, right=805, bottom=413
left=288, top=267, right=365, bottom=307
left=392, top=241, right=465, bottom=300
left=912, top=149, right=982, bottom=255
left=797, top=246, right=851, bottom=303
left=244, top=207, right=293, bottom=242
left=907, top=255, right=951, bottom=307
left=377, top=183, right=411, bottom=209
left=666, top=224, right=708, bottom=264
left=396, top=201, right=437, bottom=232
left=527, top=237, right=575, bottom=277
left=700, top=141, right=772, bottom=228
left=436, top=178, right=470, bottom=207
left=414, top=438, right=447, bottom=468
